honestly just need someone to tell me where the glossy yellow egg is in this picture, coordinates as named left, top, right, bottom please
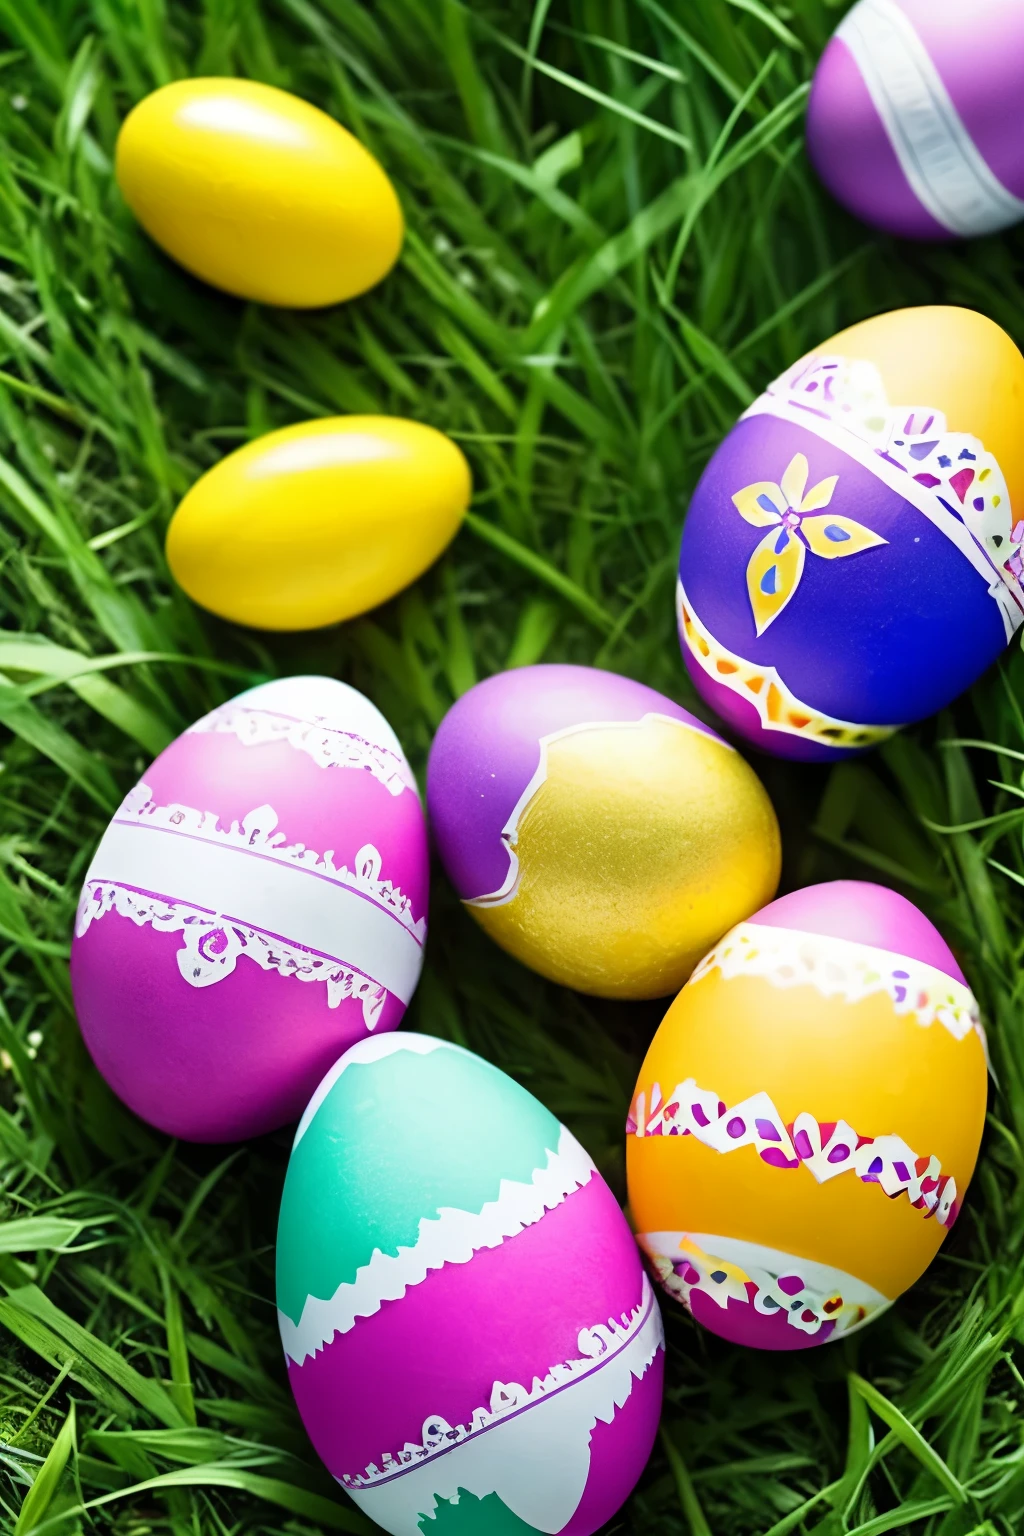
left=116, top=79, right=403, bottom=307
left=166, top=417, right=471, bottom=630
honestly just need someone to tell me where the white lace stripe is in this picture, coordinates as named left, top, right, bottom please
left=87, top=820, right=423, bottom=1004
left=743, top=393, right=1019, bottom=640
left=345, top=1279, right=663, bottom=1535
left=837, top=0, right=1024, bottom=237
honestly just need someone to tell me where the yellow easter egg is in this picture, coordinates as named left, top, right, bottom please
left=116, top=78, right=403, bottom=307
left=166, top=417, right=471, bottom=630
left=627, top=881, right=988, bottom=1349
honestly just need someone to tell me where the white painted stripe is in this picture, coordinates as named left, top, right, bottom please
left=346, top=1279, right=663, bottom=1534
left=279, top=1125, right=596, bottom=1363
left=744, top=392, right=1022, bottom=640
left=837, top=0, right=1024, bottom=238
left=87, top=820, right=424, bottom=1004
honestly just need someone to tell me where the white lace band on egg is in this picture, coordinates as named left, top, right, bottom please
left=677, top=580, right=900, bottom=751
left=76, top=882, right=389, bottom=1028
left=628, top=1077, right=959, bottom=1227
left=743, top=353, right=1024, bottom=639
left=337, top=1275, right=663, bottom=1493
left=75, top=784, right=426, bottom=1009
left=640, top=1231, right=890, bottom=1340
left=188, top=703, right=418, bottom=796
left=692, top=921, right=984, bottom=1047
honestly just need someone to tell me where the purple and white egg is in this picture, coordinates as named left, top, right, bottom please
left=70, top=676, right=428, bottom=1142
left=807, top=0, right=1024, bottom=240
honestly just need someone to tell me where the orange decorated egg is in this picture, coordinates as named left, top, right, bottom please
left=626, top=881, right=987, bottom=1349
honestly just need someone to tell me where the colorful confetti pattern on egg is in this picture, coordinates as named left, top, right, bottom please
left=70, top=676, right=428, bottom=1142
left=277, top=1034, right=664, bottom=1535
left=627, top=882, right=988, bottom=1349
left=678, top=307, right=1024, bottom=759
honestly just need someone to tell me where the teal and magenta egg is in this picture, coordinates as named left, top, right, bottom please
left=276, top=1033, right=664, bottom=1535
left=678, top=306, right=1024, bottom=759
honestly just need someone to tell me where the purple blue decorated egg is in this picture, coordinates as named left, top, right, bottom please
left=678, top=306, right=1024, bottom=759
left=276, top=1033, right=664, bottom=1536
left=426, top=664, right=780, bottom=999
left=70, top=676, right=428, bottom=1142
left=807, top=0, right=1024, bottom=240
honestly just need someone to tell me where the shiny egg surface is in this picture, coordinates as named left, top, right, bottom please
left=807, top=0, right=1024, bottom=240
left=427, top=664, right=780, bottom=1000
left=277, top=1033, right=664, bottom=1536
left=627, top=881, right=987, bottom=1349
left=678, top=306, right=1024, bottom=759
left=116, top=78, right=403, bottom=306
left=166, top=416, right=471, bottom=631
left=70, top=676, right=428, bottom=1142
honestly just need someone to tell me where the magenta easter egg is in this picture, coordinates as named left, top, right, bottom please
left=807, top=0, right=1024, bottom=240
left=277, top=1034, right=664, bottom=1536
left=70, top=676, right=428, bottom=1142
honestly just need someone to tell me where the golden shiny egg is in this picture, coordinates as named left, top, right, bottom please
left=426, top=665, right=781, bottom=1001
left=115, top=78, right=403, bottom=307
left=166, top=417, right=471, bottom=631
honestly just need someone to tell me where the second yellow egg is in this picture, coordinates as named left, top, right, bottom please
left=166, top=418, right=472, bottom=630
left=115, top=78, right=403, bottom=308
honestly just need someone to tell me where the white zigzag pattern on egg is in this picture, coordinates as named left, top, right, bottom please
left=279, top=1125, right=596, bottom=1366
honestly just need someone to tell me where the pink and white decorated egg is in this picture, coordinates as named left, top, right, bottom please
left=807, top=0, right=1024, bottom=240
left=277, top=1033, right=664, bottom=1535
left=70, top=676, right=428, bottom=1142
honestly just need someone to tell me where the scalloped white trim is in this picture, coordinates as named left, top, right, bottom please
left=343, top=1277, right=663, bottom=1534
left=99, top=784, right=425, bottom=941
left=641, top=1231, right=888, bottom=1339
left=75, top=882, right=388, bottom=1027
left=279, top=1125, right=597, bottom=1365
left=744, top=353, right=1023, bottom=638
left=188, top=703, right=417, bottom=797
left=692, top=921, right=983, bottom=1047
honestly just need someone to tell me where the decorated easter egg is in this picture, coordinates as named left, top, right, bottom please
left=166, top=417, right=471, bottom=631
left=116, top=78, right=403, bottom=306
left=277, top=1032, right=664, bottom=1535
left=678, top=306, right=1024, bottom=760
left=70, top=676, right=427, bottom=1142
left=807, top=0, right=1024, bottom=240
left=627, top=881, right=987, bottom=1350
left=426, top=665, right=780, bottom=1000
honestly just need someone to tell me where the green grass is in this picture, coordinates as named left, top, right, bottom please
left=0, top=0, right=1022, bottom=1532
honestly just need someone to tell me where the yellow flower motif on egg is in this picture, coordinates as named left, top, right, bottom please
left=733, top=453, right=887, bottom=635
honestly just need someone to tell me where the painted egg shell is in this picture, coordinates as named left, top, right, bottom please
left=70, top=676, right=428, bottom=1142
left=115, top=78, right=403, bottom=307
left=807, top=0, right=1024, bottom=240
left=277, top=1032, right=664, bottom=1535
left=426, top=664, right=780, bottom=1000
left=678, top=305, right=1024, bottom=760
left=166, top=417, right=471, bottom=631
left=627, top=880, right=987, bottom=1350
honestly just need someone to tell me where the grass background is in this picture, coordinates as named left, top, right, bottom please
left=0, top=0, right=1022, bottom=1532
